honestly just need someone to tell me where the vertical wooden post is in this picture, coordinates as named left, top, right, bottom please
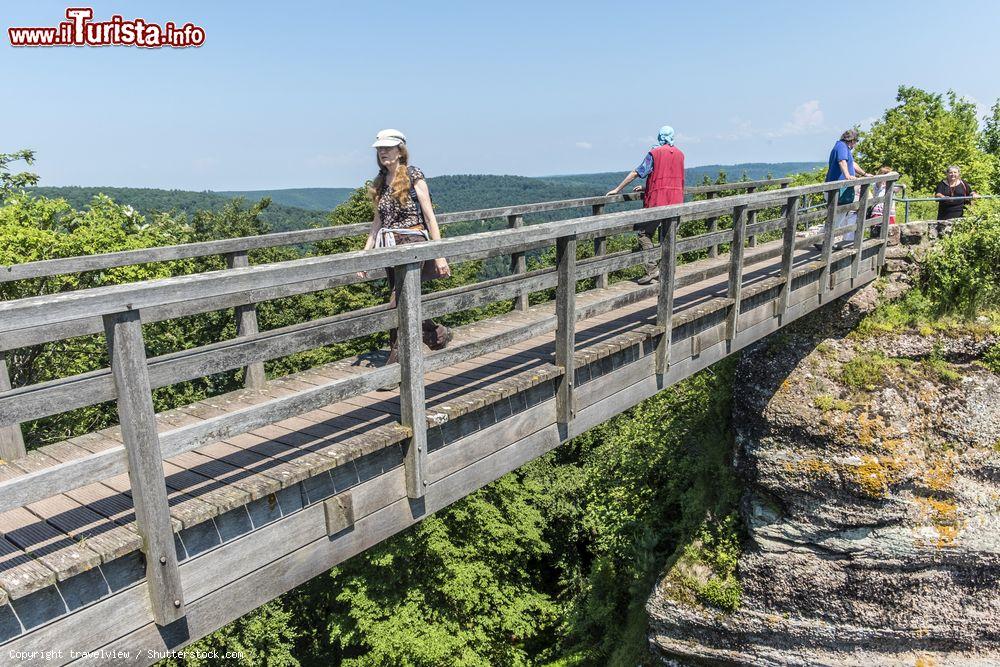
left=877, top=179, right=896, bottom=267
left=655, top=217, right=679, bottom=374
left=745, top=186, right=758, bottom=247
left=103, top=310, right=185, bottom=626
left=725, top=205, right=748, bottom=344
left=0, top=353, right=26, bottom=460
left=776, top=195, right=799, bottom=319
left=591, top=204, right=608, bottom=289
left=820, top=191, right=838, bottom=298
left=850, top=183, right=872, bottom=280
left=706, top=192, right=718, bottom=258
left=508, top=215, right=529, bottom=311
left=396, top=262, right=427, bottom=500
left=555, top=235, right=577, bottom=426
left=224, top=251, right=265, bottom=389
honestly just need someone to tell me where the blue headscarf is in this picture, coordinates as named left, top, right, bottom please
left=657, top=125, right=675, bottom=147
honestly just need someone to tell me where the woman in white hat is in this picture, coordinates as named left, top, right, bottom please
left=361, top=129, right=452, bottom=365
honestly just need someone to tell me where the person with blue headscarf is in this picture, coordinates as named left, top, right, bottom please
left=607, top=125, right=685, bottom=284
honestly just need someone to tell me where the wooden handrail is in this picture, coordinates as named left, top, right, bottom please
left=0, top=175, right=890, bottom=335
left=0, top=178, right=791, bottom=284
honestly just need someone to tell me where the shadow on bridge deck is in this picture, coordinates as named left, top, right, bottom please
left=0, top=231, right=883, bottom=663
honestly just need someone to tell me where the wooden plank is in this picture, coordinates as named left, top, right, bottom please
left=820, top=191, right=838, bottom=297
left=0, top=303, right=397, bottom=427
left=745, top=186, right=759, bottom=247
left=591, top=204, right=609, bottom=289
left=225, top=251, right=266, bottom=389
left=0, top=531, right=54, bottom=602
left=507, top=215, right=529, bottom=311
left=655, top=217, right=679, bottom=373
left=5, top=255, right=882, bottom=661
left=0, top=353, right=24, bottom=461
left=11, top=452, right=141, bottom=565
left=0, top=178, right=789, bottom=286
left=0, top=175, right=898, bottom=335
left=396, top=263, right=428, bottom=500
left=725, top=205, right=748, bottom=342
left=554, top=236, right=577, bottom=425
left=704, top=192, right=719, bottom=258
left=877, top=179, right=896, bottom=265
left=0, top=270, right=389, bottom=352
left=850, top=184, right=871, bottom=279
left=103, top=310, right=185, bottom=625
left=776, top=195, right=799, bottom=318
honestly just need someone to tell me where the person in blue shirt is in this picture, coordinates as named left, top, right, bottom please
left=825, top=128, right=871, bottom=183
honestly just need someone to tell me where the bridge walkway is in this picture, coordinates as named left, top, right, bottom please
left=0, top=174, right=896, bottom=662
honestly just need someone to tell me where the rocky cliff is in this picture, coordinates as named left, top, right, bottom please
left=647, top=236, right=1000, bottom=666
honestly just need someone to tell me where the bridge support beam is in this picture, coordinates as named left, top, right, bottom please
left=396, top=262, right=428, bottom=500
left=877, top=179, right=896, bottom=266
left=745, top=186, right=758, bottom=247
left=555, top=235, right=577, bottom=427
left=508, top=215, right=529, bottom=311
left=776, top=195, right=800, bottom=319
left=655, top=217, right=679, bottom=375
left=851, top=184, right=872, bottom=281
left=0, top=352, right=26, bottom=460
left=725, top=205, right=748, bottom=343
left=705, top=192, right=718, bottom=258
left=225, top=251, right=266, bottom=389
left=592, top=204, right=608, bottom=289
left=820, top=192, right=838, bottom=299
left=103, top=310, right=186, bottom=626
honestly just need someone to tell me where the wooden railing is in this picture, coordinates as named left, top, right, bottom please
left=0, top=173, right=894, bottom=626
left=0, top=177, right=790, bottom=457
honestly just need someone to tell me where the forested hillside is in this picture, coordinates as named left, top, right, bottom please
left=27, top=163, right=819, bottom=237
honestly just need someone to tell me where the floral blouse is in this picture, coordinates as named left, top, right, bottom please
left=377, top=165, right=426, bottom=229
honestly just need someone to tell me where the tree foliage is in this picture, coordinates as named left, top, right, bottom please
left=857, top=86, right=996, bottom=193
left=0, top=149, right=39, bottom=201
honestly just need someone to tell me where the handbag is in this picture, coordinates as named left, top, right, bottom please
left=837, top=185, right=855, bottom=205
left=410, top=175, right=452, bottom=280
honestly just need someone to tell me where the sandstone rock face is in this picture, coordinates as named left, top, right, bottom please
left=647, top=276, right=1000, bottom=666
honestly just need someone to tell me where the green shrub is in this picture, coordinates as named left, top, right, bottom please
left=982, top=344, right=1000, bottom=374
left=841, top=352, right=894, bottom=390
left=924, top=211, right=1000, bottom=316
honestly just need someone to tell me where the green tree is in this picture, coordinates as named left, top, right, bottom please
left=0, top=150, right=39, bottom=201
left=981, top=99, right=1000, bottom=193
left=857, top=86, right=995, bottom=193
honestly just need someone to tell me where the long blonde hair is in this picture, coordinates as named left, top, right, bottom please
left=369, top=145, right=412, bottom=207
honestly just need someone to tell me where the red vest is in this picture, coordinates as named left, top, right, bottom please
left=643, top=145, right=685, bottom=208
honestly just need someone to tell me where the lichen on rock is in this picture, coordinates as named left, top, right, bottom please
left=647, top=245, right=1000, bottom=666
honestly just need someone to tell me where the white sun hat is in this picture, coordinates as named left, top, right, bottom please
left=372, top=129, right=406, bottom=148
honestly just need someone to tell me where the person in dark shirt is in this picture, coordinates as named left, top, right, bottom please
left=934, top=165, right=978, bottom=220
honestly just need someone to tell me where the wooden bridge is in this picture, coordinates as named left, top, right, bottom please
left=0, top=173, right=896, bottom=663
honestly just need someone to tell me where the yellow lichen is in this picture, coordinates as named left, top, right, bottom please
left=921, top=453, right=958, bottom=493
left=914, top=496, right=961, bottom=549
left=848, top=454, right=905, bottom=498
left=784, top=457, right=835, bottom=479
left=915, top=656, right=936, bottom=667
left=857, top=412, right=888, bottom=449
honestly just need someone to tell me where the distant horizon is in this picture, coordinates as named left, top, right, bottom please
left=32, top=160, right=824, bottom=193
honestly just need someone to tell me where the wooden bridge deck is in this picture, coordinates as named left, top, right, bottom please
left=0, top=238, right=881, bottom=659
left=0, top=174, right=897, bottom=663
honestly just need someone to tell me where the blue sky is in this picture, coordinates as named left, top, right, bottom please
left=3, top=1, right=999, bottom=190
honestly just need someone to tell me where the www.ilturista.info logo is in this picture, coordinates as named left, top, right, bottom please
left=8, top=8, right=205, bottom=48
